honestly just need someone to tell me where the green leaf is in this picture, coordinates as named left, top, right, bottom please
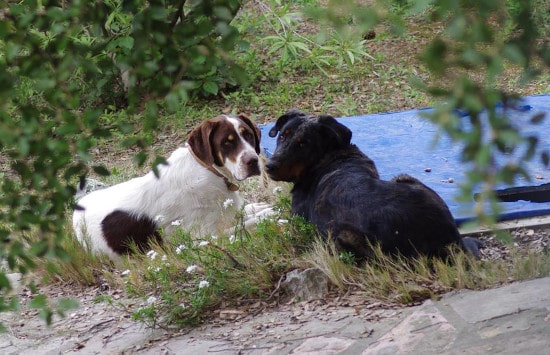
left=30, top=294, right=47, bottom=309
left=57, top=298, right=79, bottom=314
left=117, top=36, right=134, bottom=51
left=541, top=151, right=549, bottom=167
left=422, top=38, right=447, bottom=75
left=0, top=273, right=12, bottom=291
left=530, top=113, right=545, bottom=124
left=502, top=44, right=525, bottom=66
left=92, top=165, right=111, bottom=176
left=202, top=81, right=219, bottom=95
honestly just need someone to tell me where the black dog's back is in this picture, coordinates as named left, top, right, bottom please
left=296, top=148, right=462, bottom=259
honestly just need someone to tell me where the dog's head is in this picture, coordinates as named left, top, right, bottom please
left=266, top=109, right=352, bottom=182
left=187, top=114, right=262, bottom=181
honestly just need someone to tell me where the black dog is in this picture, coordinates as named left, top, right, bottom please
left=266, top=109, right=481, bottom=260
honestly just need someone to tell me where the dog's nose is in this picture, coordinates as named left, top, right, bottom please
left=246, top=155, right=259, bottom=169
left=265, top=161, right=278, bottom=172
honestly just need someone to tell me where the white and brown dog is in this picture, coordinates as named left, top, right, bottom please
left=73, top=114, right=271, bottom=259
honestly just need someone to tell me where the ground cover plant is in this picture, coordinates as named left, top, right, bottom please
left=1, top=0, right=549, bottom=329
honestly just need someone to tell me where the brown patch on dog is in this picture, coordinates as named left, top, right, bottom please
left=101, top=210, right=162, bottom=254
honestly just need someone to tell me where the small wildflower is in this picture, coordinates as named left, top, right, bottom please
left=146, top=296, right=157, bottom=305
left=273, top=186, right=283, bottom=194
left=186, top=264, right=198, bottom=273
left=198, top=280, right=210, bottom=289
left=147, top=265, right=161, bottom=272
left=223, top=198, right=234, bottom=209
left=229, top=234, right=236, bottom=244
left=154, top=215, right=166, bottom=222
left=210, top=234, right=218, bottom=241
left=161, top=254, right=167, bottom=261
left=121, top=269, right=130, bottom=277
left=146, top=250, right=158, bottom=260
left=171, top=219, right=182, bottom=226
left=198, top=240, right=209, bottom=247
left=175, top=244, right=186, bottom=254
left=277, top=219, right=289, bottom=226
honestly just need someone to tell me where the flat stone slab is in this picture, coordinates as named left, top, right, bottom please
left=2, top=277, right=550, bottom=354
left=444, top=277, right=550, bottom=323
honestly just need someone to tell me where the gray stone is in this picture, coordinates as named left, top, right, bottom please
left=290, top=336, right=354, bottom=354
left=282, top=268, right=330, bottom=301
left=444, top=277, right=550, bottom=323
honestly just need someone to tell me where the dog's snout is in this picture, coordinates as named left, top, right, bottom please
left=242, top=152, right=261, bottom=178
left=245, top=155, right=259, bottom=168
left=265, top=161, right=278, bottom=172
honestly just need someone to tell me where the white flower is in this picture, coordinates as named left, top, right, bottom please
left=121, top=269, right=130, bottom=277
left=229, top=234, right=236, bottom=244
left=146, top=296, right=157, bottom=305
left=198, top=240, right=209, bottom=247
left=277, top=219, right=289, bottom=226
left=198, top=280, right=210, bottom=289
left=154, top=215, right=165, bottom=222
left=186, top=264, right=198, bottom=274
left=146, top=250, right=158, bottom=260
left=161, top=254, right=167, bottom=261
left=171, top=220, right=182, bottom=226
left=210, top=234, right=218, bottom=241
left=273, top=186, right=283, bottom=194
left=176, top=244, right=187, bottom=254
left=223, top=198, right=234, bottom=209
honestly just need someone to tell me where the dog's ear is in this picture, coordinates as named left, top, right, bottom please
left=318, top=115, right=352, bottom=146
left=237, top=113, right=262, bottom=154
left=187, top=119, right=218, bottom=166
left=269, top=109, right=306, bottom=138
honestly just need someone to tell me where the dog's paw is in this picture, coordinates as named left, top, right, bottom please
left=244, top=202, right=273, bottom=217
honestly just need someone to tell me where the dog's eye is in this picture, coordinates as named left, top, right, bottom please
left=242, top=131, right=254, bottom=143
left=278, top=135, right=285, bottom=142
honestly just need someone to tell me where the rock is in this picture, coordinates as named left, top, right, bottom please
left=282, top=268, right=330, bottom=302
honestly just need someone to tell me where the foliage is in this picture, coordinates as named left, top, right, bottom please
left=0, top=0, right=244, bottom=324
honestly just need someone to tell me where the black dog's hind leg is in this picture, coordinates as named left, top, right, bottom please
left=332, top=226, right=373, bottom=261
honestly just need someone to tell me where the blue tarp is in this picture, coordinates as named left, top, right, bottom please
left=260, top=94, right=550, bottom=224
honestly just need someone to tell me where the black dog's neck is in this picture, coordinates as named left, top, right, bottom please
left=293, top=144, right=379, bottom=191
